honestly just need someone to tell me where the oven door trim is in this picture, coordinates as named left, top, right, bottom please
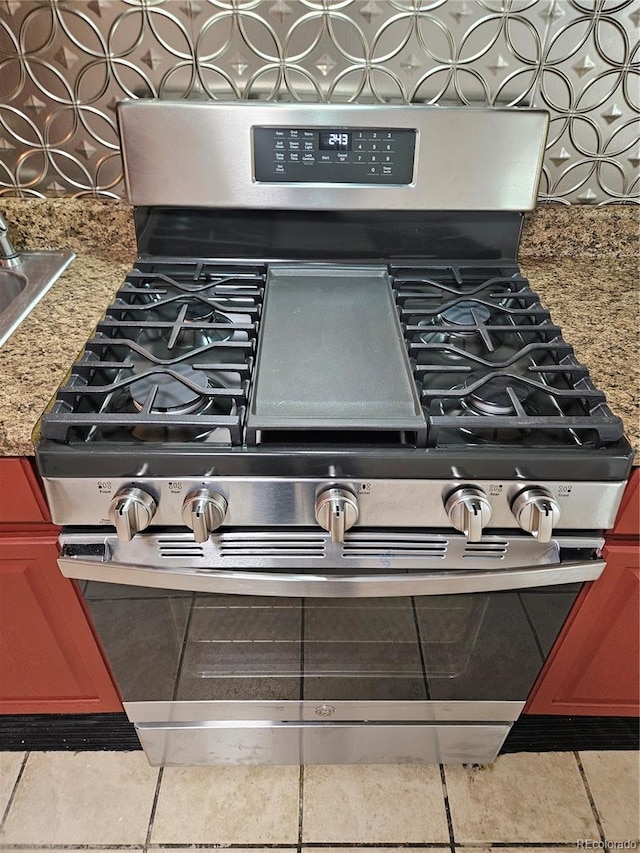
left=59, top=545, right=605, bottom=597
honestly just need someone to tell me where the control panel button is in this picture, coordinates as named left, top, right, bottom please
left=181, top=488, right=228, bottom=543
left=511, top=487, right=561, bottom=543
left=445, top=486, right=492, bottom=543
left=108, top=486, right=157, bottom=542
left=315, top=487, right=359, bottom=543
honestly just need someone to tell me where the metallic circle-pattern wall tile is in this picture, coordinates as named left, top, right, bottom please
left=0, top=0, right=638, bottom=204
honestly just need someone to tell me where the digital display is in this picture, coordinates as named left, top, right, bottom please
left=319, top=131, right=351, bottom=151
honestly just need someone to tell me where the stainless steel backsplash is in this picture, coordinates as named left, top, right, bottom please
left=0, top=0, right=638, bottom=205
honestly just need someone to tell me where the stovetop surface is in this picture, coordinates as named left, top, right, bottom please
left=40, top=258, right=625, bottom=454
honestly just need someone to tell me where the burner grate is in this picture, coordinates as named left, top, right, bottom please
left=393, top=264, right=625, bottom=448
left=41, top=262, right=265, bottom=445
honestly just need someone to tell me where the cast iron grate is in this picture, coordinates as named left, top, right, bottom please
left=393, top=264, right=624, bottom=448
left=40, top=261, right=265, bottom=445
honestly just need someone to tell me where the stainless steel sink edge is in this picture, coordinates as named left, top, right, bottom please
left=0, top=250, right=75, bottom=348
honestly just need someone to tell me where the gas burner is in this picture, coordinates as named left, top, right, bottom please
left=463, top=375, right=530, bottom=417
left=440, top=300, right=491, bottom=327
left=416, top=301, right=493, bottom=359
left=137, top=297, right=235, bottom=352
left=179, top=303, right=234, bottom=344
left=128, top=368, right=234, bottom=443
left=130, top=364, right=212, bottom=415
left=426, top=372, right=536, bottom=444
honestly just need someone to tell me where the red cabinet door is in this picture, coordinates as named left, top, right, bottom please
left=0, top=532, right=122, bottom=714
left=525, top=541, right=640, bottom=716
left=0, top=458, right=51, bottom=524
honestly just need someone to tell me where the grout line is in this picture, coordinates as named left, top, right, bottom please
left=439, top=764, right=456, bottom=853
left=297, top=763, right=304, bottom=852
left=0, top=751, right=29, bottom=836
left=143, top=766, right=164, bottom=852
left=575, top=751, right=607, bottom=843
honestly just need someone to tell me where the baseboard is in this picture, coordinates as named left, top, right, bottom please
left=0, top=712, right=637, bottom=753
left=0, top=713, right=140, bottom=751
left=501, top=714, right=639, bottom=752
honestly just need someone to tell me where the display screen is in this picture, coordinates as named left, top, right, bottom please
left=319, top=131, right=351, bottom=151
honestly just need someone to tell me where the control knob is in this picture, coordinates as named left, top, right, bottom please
left=511, top=487, right=561, bottom=543
left=108, top=486, right=157, bottom=542
left=181, top=488, right=228, bottom=543
left=445, top=486, right=492, bottom=542
left=315, top=487, right=359, bottom=543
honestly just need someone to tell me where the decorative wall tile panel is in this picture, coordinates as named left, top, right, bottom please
left=0, top=0, right=638, bottom=204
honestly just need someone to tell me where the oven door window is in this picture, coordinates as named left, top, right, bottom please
left=84, top=584, right=579, bottom=704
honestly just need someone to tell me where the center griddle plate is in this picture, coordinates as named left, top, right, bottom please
left=247, top=265, right=426, bottom=441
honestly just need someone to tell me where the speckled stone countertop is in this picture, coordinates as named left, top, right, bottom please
left=0, top=199, right=637, bottom=458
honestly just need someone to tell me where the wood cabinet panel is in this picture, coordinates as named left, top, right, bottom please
left=0, top=533, right=122, bottom=714
left=0, top=458, right=50, bottom=524
left=525, top=541, right=640, bottom=716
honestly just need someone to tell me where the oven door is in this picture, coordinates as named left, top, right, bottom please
left=60, top=530, right=604, bottom=766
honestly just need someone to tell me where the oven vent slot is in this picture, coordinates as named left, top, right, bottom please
left=218, top=533, right=326, bottom=558
left=463, top=541, right=509, bottom=559
left=158, top=540, right=205, bottom=559
left=342, top=535, right=448, bottom=559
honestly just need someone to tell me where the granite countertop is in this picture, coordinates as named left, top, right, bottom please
left=0, top=200, right=637, bottom=458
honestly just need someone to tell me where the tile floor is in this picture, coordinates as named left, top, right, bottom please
left=0, top=750, right=638, bottom=851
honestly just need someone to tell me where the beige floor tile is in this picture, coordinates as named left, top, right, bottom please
left=445, top=752, right=599, bottom=842
left=307, top=849, right=450, bottom=853
left=302, top=764, right=449, bottom=843
left=151, top=765, right=299, bottom=844
left=0, top=751, right=158, bottom=845
left=153, top=849, right=290, bottom=853
left=0, top=753, right=24, bottom=818
left=460, top=848, right=572, bottom=853
left=460, top=848, right=576, bottom=852
left=580, top=751, right=640, bottom=842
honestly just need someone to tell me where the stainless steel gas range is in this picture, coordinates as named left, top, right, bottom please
left=35, top=101, right=634, bottom=766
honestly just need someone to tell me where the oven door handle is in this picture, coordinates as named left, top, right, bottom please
left=58, top=550, right=605, bottom=597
